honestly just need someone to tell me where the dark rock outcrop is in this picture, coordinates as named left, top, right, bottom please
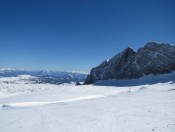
left=84, top=42, right=175, bottom=84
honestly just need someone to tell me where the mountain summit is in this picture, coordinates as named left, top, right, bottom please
left=84, top=42, right=175, bottom=84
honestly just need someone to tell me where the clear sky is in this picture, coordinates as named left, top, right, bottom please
left=0, top=0, right=175, bottom=72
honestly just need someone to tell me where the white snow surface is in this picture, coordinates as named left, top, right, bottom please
left=0, top=73, right=175, bottom=132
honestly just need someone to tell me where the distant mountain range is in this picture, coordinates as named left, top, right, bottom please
left=0, top=69, right=88, bottom=85
left=84, top=41, right=175, bottom=84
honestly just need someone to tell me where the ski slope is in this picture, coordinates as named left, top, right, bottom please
left=0, top=73, right=175, bottom=132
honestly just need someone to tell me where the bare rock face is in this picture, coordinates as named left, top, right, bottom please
left=84, top=42, right=175, bottom=84
left=84, top=47, right=136, bottom=84
left=127, top=42, right=175, bottom=77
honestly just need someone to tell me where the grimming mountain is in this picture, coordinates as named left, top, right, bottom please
left=84, top=42, right=175, bottom=84
left=0, top=69, right=87, bottom=84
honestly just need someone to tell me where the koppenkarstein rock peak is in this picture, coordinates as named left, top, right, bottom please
left=84, top=42, right=175, bottom=84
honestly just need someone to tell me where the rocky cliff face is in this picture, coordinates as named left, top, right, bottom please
left=84, top=42, right=175, bottom=84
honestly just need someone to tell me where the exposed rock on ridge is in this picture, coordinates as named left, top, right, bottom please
left=84, top=42, right=175, bottom=84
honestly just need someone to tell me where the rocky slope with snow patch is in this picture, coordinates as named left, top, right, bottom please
left=84, top=42, right=175, bottom=84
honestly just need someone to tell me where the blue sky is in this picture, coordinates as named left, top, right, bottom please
left=0, top=0, right=175, bottom=72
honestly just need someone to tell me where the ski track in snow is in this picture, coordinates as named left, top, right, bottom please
left=1, top=95, right=104, bottom=108
left=1, top=88, right=134, bottom=108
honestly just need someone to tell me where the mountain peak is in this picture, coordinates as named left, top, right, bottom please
left=84, top=41, right=175, bottom=84
left=124, top=47, right=135, bottom=52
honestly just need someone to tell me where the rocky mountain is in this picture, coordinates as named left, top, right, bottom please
left=0, top=69, right=87, bottom=84
left=84, top=42, right=175, bottom=84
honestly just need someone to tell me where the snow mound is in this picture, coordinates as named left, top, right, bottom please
left=95, top=72, right=175, bottom=86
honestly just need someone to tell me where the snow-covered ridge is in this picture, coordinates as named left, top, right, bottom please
left=70, top=71, right=89, bottom=74
left=0, top=69, right=87, bottom=85
left=0, top=68, right=15, bottom=71
left=0, top=75, right=38, bottom=84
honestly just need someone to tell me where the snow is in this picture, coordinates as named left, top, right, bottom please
left=2, top=95, right=104, bottom=107
left=70, top=71, right=89, bottom=74
left=0, top=68, right=15, bottom=71
left=0, top=75, right=59, bottom=98
left=0, top=73, right=175, bottom=132
left=95, top=72, right=175, bottom=86
left=0, top=75, right=37, bottom=82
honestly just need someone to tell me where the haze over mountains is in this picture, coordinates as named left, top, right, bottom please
left=0, top=68, right=87, bottom=85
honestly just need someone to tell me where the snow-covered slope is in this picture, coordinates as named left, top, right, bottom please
left=0, top=75, right=78, bottom=98
left=0, top=73, right=175, bottom=132
left=95, top=72, right=175, bottom=86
